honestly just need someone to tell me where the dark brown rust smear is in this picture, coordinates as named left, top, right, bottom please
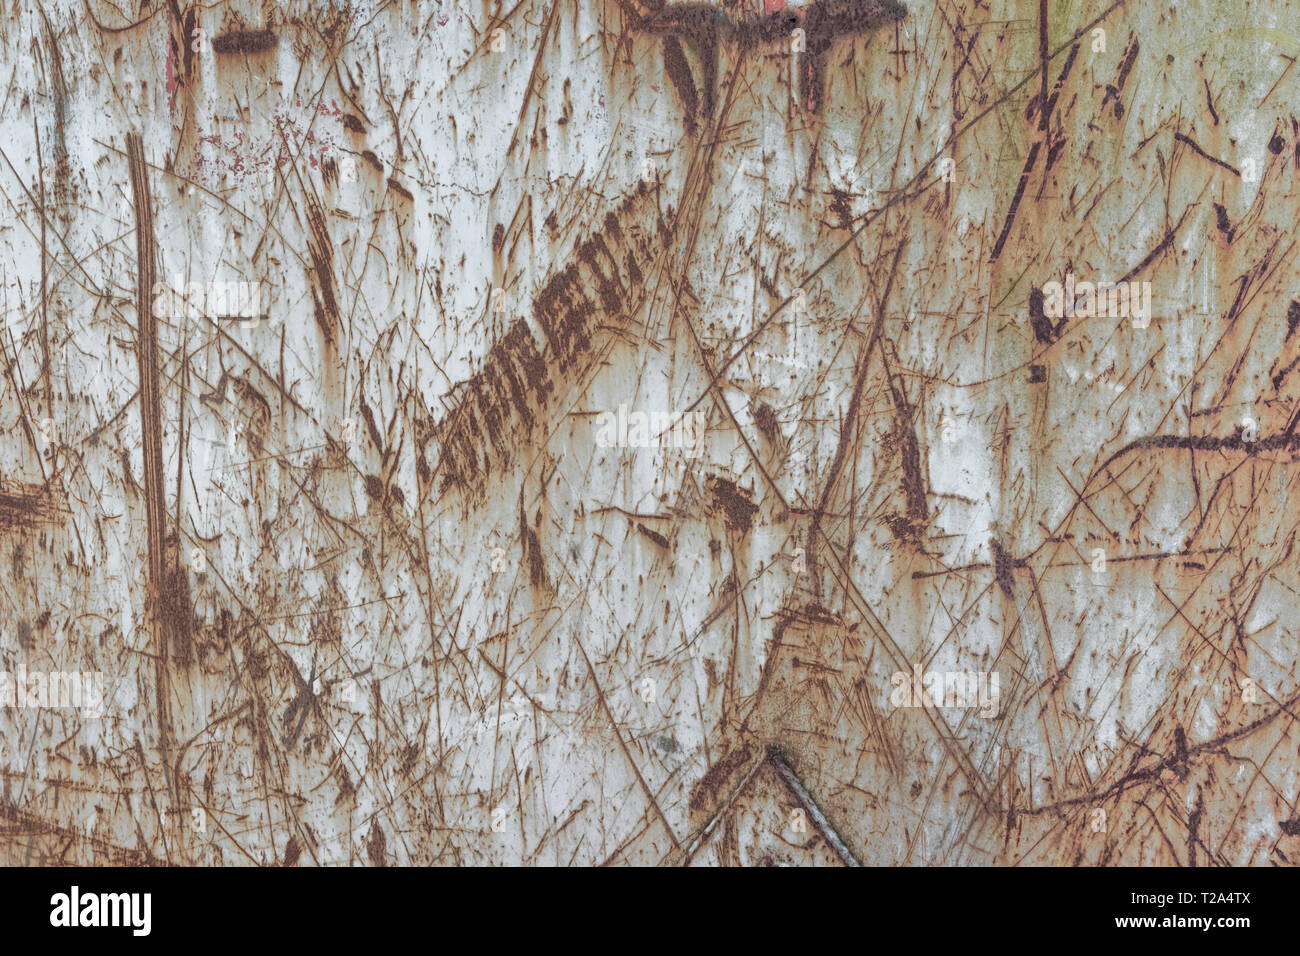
left=358, top=399, right=384, bottom=455
left=602, top=211, right=623, bottom=243
left=640, top=0, right=906, bottom=122
left=641, top=6, right=718, bottom=118
left=435, top=182, right=664, bottom=494
left=638, top=523, right=670, bottom=548
left=992, top=540, right=1016, bottom=600
left=437, top=320, right=552, bottom=493
left=793, top=0, right=911, bottom=114
left=575, top=234, right=626, bottom=318
left=1096, top=427, right=1300, bottom=476
left=305, top=197, right=339, bottom=345
left=519, top=491, right=550, bottom=590
left=883, top=512, right=914, bottom=540
left=535, top=264, right=595, bottom=372
left=624, top=250, right=643, bottom=288
left=161, top=551, right=195, bottom=668
left=1028, top=287, right=1060, bottom=345
left=1101, top=35, right=1141, bottom=120
left=525, top=525, right=547, bottom=588
left=792, top=0, right=908, bottom=40
left=387, top=177, right=414, bottom=202
left=894, top=409, right=927, bottom=523
left=211, top=29, right=278, bottom=55
left=180, top=6, right=197, bottom=82
left=1213, top=202, right=1235, bottom=243
left=689, top=743, right=753, bottom=814
left=366, top=821, right=387, bottom=866
left=660, top=36, right=699, bottom=136
left=706, top=474, right=759, bottom=533
left=828, top=187, right=854, bottom=229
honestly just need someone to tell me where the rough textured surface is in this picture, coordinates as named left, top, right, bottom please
left=3, top=0, right=1300, bottom=866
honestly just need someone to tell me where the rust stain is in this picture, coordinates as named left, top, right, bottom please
left=706, top=474, right=759, bottom=533
left=10, top=0, right=1300, bottom=873
left=211, top=28, right=278, bottom=56
left=305, top=196, right=340, bottom=345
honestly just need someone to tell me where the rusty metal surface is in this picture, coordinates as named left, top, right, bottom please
left=1, top=0, right=1299, bottom=866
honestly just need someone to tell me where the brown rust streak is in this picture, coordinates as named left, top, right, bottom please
left=128, top=132, right=178, bottom=822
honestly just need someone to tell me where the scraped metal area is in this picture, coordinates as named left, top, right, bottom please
left=2, top=0, right=1299, bottom=866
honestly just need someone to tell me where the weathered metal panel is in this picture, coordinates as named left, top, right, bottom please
left=1, top=0, right=1298, bottom=866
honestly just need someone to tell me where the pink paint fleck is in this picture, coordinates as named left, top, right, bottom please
left=764, top=0, right=787, bottom=14
left=191, top=96, right=350, bottom=192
